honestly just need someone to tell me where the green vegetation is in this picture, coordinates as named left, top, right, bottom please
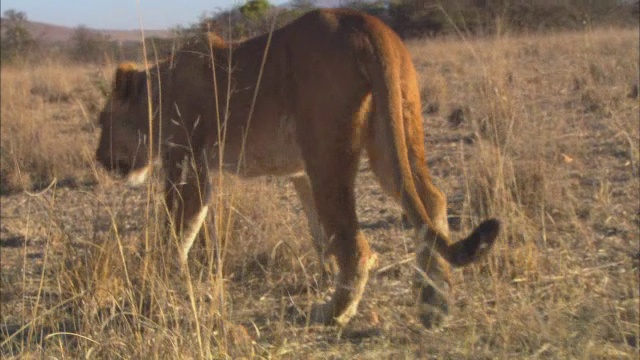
left=1, top=10, right=37, bottom=63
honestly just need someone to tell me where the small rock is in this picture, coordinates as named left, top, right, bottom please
left=560, top=153, right=574, bottom=164
left=364, top=310, right=380, bottom=326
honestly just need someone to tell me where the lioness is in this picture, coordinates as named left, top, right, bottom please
left=95, top=8, right=500, bottom=328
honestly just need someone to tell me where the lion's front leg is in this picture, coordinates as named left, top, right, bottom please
left=164, top=151, right=211, bottom=265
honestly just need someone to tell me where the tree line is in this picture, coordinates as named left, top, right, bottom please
left=345, top=0, right=639, bottom=38
left=1, top=0, right=637, bottom=65
left=187, top=0, right=638, bottom=39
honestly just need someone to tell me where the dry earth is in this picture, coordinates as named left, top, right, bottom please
left=1, top=27, right=638, bottom=359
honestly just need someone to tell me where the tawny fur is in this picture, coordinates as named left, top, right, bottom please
left=95, top=9, right=500, bottom=327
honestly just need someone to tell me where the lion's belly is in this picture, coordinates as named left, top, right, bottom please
left=223, top=114, right=304, bottom=178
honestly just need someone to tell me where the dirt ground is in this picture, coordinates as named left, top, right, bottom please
left=1, top=27, right=638, bottom=359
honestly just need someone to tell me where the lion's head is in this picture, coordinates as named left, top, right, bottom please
left=95, top=63, right=158, bottom=186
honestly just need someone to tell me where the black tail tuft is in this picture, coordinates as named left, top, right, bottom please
left=449, top=218, right=500, bottom=267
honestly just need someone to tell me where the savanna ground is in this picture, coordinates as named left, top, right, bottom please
left=1, top=26, right=638, bottom=359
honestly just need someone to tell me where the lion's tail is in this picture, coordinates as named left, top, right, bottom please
left=362, top=23, right=499, bottom=267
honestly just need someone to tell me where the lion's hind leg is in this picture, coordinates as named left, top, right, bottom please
left=365, top=126, right=454, bottom=328
left=299, top=143, right=375, bottom=326
left=306, top=180, right=376, bottom=326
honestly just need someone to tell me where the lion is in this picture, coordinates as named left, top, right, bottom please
left=95, top=8, right=500, bottom=328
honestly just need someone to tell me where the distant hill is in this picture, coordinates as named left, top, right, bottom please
left=0, top=1, right=356, bottom=44
left=0, top=18, right=172, bottom=43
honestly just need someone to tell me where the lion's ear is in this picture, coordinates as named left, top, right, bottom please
left=114, top=62, right=139, bottom=99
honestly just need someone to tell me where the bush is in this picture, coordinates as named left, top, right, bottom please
left=68, top=25, right=112, bottom=63
left=1, top=9, right=39, bottom=64
left=345, top=0, right=639, bottom=39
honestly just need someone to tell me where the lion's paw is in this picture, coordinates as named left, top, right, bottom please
left=309, top=298, right=359, bottom=327
left=415, top=282, right=451, bottom=329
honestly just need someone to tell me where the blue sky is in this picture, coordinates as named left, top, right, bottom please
left=0, top=0, right=289, bottom=30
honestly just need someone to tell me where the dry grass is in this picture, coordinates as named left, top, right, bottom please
left=0, top=60, right=109, bottom=194
left=1, top=27, right=638, bottom=359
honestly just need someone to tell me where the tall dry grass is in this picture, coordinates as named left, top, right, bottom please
left=1, top=26, right=638, bottom=358
left=409, top=27, right=639, bottom=358
left=0, top=60, right=110, bottom=194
